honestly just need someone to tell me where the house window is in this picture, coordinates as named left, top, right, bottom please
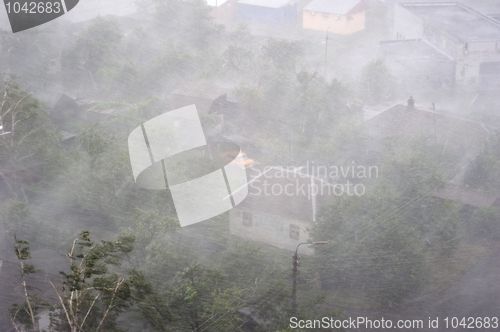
left=310, top=10, right=315, bottom=16
left=290, top=224, right=300, bottom=240
left=243, top=212, right=253, bottom=227
left=322, top=12, right=329, bottom=18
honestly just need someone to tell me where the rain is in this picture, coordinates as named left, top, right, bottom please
left=1, top=0, right=500, bottom=331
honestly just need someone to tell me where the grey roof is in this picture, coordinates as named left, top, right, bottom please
left=379, top=39, right=454, bottom=61
left=237, top=0, right=292, bottom=9
left=402, top=3, right=500, bottom=41
left=236, top=166, right=336, bottom=222
left=304, top=0, right=361, bottom=15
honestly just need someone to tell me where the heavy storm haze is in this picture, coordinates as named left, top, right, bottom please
left=1, top=0, right=500, bottom=331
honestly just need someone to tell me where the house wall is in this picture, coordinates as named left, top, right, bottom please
left=456, top=41, right=500, bottom=92
left=422, top=23, right=462, bottom=60
left=238, top=3, right=296, bottom=24
left=229, top=207, right=314, bottom=255
left=302, top=10, right=365, bottom=34
left=394, top=4, right=500, bottom=93
left=393, top=5, right=424, bottom=40
left=380, top=42, right=456, bottom=96
left=209, top=0, right=237, bottom=23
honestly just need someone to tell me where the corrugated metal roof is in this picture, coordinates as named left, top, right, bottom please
left=304, top=0, right=361, bottom=15
left=237, top=0, right=292, bottom=9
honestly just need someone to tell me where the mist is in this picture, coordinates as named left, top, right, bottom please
left=1, top=0, right=500, bottom=331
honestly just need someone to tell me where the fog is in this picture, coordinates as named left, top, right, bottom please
left=1, top=0, right=500, bottom=331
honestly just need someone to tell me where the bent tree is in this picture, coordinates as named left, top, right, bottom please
left=10, top=231, right=158, bottom=332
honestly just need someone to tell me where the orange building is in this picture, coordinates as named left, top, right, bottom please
left=206, top=0, right=238, bottom=23
left=303, top=0, right=366, bottom=34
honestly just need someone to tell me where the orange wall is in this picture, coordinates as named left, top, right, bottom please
left=209, top=1, right=237, bottom=23
left=303, top=10, right=365, bottom=35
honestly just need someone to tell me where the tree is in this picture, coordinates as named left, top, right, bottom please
left=166, top=263, right=245, bottom=331
left=465, top=130, right=500, bottom=194
left=223, top=23, right=254, bottom=71
left=0, top=75, right=60, bottom=195
left=66, top=17, right=123, bottom=75
left=262, top=39, right=303, bottom=72
left=151, top=0, right=222, bottom=50
left=361, top=59, right=396, bottom=104
left=311, top=135, right=462, bottom=304
left=9, top=231, right=158, bottom=332
left=470, top=207, right=500, bottom=240
left=9, top=237, right=48, bottom=332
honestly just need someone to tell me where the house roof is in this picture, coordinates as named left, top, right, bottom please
left=237, top=166, right=336, bottom=222
left=171, top=82, right=229, bottom=101
left=401, top=3, right=500, bottom=42
left=304, top=0, right=363, bottom=15
left=434, top=185, right=500, bottom=207
left=61, top=131, right=77, bottom=141
left=365, top=104, right=492, bottom=163
left=379, top=39, right=455, bottom=61
left=237, top=0, right=292, bottom=9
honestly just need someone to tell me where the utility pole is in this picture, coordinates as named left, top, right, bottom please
left=324, top=27, right=331, bottom=81
left=292, top=250, right=298, bottom=315
left=292, top=241, right=328, bottom=316
left=432, top=102, right=437, bottom=145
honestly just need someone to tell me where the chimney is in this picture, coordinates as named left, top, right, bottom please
left=407, top=95, right=415, bottom=109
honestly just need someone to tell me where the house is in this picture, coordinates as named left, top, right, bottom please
left=392, top=2, right=500, bottom=93
left=303, top=0, right=366, bottom=34
left=169, top=82, right=241, bottom=134
left=206, top=0, right=237, bottom=23
left=169, top=82, right=232, bottom=116
left=237, top=0, right=297, bottom=25
left=229, top=166, right=336, bottom=254
left=61, top=131, right=77, bottom=149
left=48, top=94, right=80, bottom=126
left=364, top=102, right=493, bottom=184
